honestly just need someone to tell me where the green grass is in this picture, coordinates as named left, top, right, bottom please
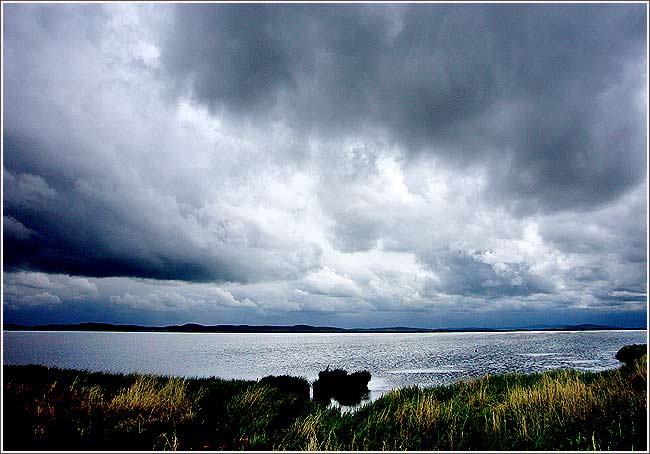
left=3, top=356, right=646, bottom=451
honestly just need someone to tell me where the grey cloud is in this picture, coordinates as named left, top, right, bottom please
left=2, top=271, right=98, bottom=318
left=537, top=185, right=646, bottom=302
left=421, top=248, right=555, bottom=298
left=18, top=292, right=62, bottom=308
left=2, top=272, right=257, bottom=325
left=3, top=4, right=323, bottom=284
left=161, top=4, right=300, bottom=114
left=3, top=167, right=58, bottom=210
left=2, top=3, right=646, bottom=328
left=3, top=215, right=36, bottom=240
left=161, top=3, right=646, bottom=213
left=3, top=164, right=322, bottom=282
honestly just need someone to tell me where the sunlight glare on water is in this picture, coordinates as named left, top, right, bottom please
left=3, top=330, right=646, bottom=400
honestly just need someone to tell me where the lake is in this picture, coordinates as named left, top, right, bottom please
left=3, top=330, right=646, bottom=400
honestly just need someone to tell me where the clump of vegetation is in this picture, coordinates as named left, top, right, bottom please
left=312, top=367, right=371, bottom=406
left=616, top=344, right=647, bottom=365
left=3, top=349, right=646, bottom=451
left=2, top=366, right=312, bottom=451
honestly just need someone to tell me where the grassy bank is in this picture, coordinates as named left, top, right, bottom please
left=3, top=356, right=646, bottom=451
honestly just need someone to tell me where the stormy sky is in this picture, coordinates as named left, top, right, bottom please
left=2, top=3, right=647, bottom=328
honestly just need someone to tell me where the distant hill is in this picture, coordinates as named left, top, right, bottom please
left=561, top=323, right=616, bottom=331
left=2, top=322, right=346, bottom=333
left=3, top=322, right=643, bottom=333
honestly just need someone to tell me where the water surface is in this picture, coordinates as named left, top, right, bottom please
left=3, top=330, right=645, bottom=399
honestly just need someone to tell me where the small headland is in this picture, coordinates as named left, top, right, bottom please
left=312, top=367, right=371, bottom=406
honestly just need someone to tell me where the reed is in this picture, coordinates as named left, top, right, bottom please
left=3, top=354, right=646, bottom=451
left=276, top=357, right=647, bottom=451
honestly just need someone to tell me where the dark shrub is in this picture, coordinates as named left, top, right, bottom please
left=313, top=367, right=371, bottom=406
left=615, top=344, right=647, bottom=364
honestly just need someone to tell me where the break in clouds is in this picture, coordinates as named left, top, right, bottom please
left=2, top=3, right=647, bottom=328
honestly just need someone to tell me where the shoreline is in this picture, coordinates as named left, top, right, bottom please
left=3, top=352, right=646, bottom=451
left=3, top=322, right=645, bottom=334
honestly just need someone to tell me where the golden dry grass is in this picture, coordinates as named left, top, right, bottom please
left=4, top=355, right=646, bottom=451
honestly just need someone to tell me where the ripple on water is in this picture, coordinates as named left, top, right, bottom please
left=388, top=368, right=464, bottom=374
left=517, top=353, right=559, bottom=357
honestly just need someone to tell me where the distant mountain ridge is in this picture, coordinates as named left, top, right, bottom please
left=2, top=322, right=643, bottom=333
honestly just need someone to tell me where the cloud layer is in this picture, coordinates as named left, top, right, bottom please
left=3, top=3, right=647, bottom=328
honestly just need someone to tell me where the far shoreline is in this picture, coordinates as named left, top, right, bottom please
left=3, top=322, right=646, bottom=334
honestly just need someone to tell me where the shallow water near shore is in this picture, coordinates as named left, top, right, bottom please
left=3, top=330, right=645, bottom=402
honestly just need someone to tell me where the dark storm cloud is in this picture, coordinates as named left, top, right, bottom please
left=3, top=157, right=321, bottom=283
left=162, top=4, right=300, bottom=114
left=2, top=3, right=646, bottom=327
left=420, top=248, right=555, bottom=298
left=3, top=157, right=227, bottom=282
left=2, top=3, right=322, bottom=283
left=162, top=3, right=646, bottom=213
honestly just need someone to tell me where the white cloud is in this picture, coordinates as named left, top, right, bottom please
left=19, top=292, right=62, bottom=307
left=300, top=267, right=361, bottom=298
left=105, top=279, right=257, bottom=313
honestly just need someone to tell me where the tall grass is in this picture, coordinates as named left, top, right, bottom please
left=3, top=369, right=197, bottom=450
left=3, top=356, right=646, bottom=451
left=98, top=376, right=193, bottom=449
left=277, top=358, right=647, bottom=451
